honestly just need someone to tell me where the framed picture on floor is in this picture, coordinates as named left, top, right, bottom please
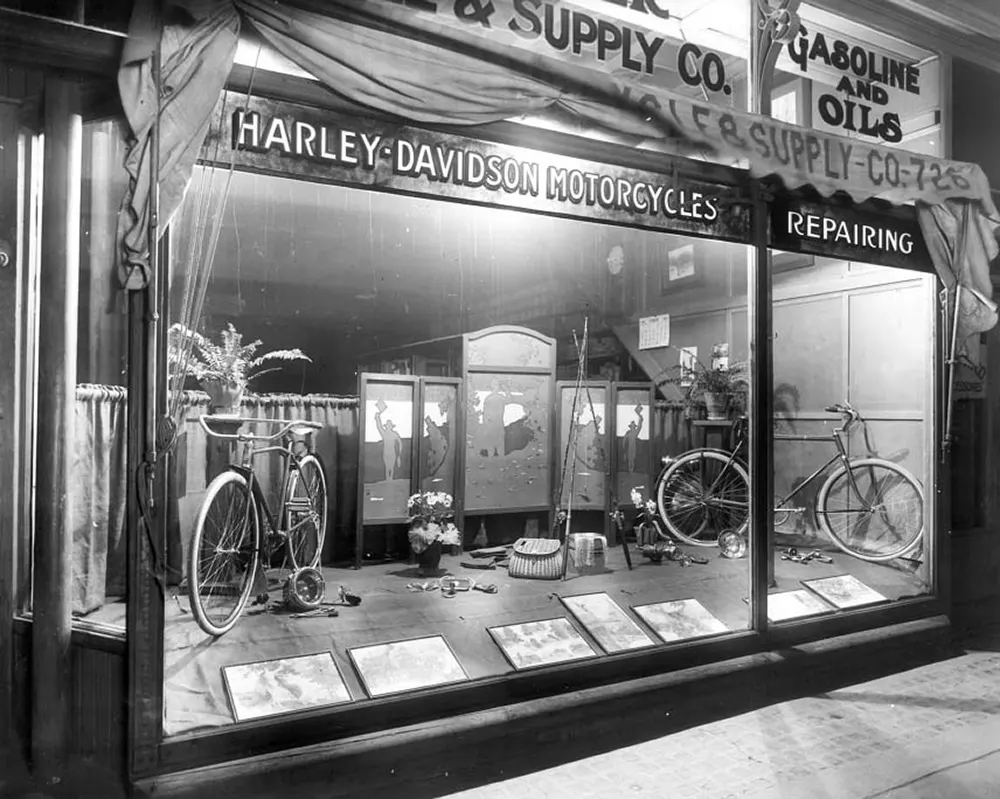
left=347, top=634, right=468, bottom=698
left=764, top=589, right=835, bottom=623
left=801, top=574, right=888, bottom=610
left=221, top=651, right=353, bottom=723
left=487, top=617, right=598, bottom=670
left=632, top=598, right=729, bottom=643
left=560, top=592, right=655, bottom=653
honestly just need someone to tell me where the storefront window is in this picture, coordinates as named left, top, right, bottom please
left=762, top=10, right=940, bottom=622
left=72, top=118, right=130, bottom=633
left=766, top=252, right=934, bottom=622
left=13, top=117, right=130, bottom=634
left=161, top=162, right=754, bottom=735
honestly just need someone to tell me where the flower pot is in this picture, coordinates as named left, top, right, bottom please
left=703, top=391, right=729, bottom=421
left=415, top=539, right=443, bottom=577
left=202, top=378, right=244, bottom=415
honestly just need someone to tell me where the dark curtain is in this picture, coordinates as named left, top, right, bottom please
left=72, top=384, right=128, bottom=615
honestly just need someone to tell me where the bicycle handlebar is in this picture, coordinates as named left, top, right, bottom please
left=824, top=401, right=859, bottom=420
left=199, top=415, right=323, bottom=442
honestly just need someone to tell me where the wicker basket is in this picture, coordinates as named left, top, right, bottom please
left=508, top=537, right=563, bottom=580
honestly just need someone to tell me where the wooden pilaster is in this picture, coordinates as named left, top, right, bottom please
left=31, top=75, right=81, bottom=786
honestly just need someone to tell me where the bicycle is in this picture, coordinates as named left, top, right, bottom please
left=653, top=402, right=924, bottom=563
left=187, top=415, right=328, bottom=636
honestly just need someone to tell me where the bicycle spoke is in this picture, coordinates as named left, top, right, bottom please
left=819, top=461, right=922, bottom=561
left=188, top=474, right=259, bottom=636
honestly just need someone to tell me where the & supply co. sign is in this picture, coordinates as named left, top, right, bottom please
left=339, top=0, right=991, bottom=210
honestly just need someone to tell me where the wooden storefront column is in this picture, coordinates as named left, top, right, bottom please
left=31, top=76, right=81, bottom=785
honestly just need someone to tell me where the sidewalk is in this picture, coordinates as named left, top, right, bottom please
left=437, top=625, right=1000, bottom=799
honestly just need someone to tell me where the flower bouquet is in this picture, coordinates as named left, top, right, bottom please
left=407, top=492, right=461, bottom=573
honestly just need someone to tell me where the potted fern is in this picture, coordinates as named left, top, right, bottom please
left=168, top=322, right=312, bottom=414
left=659, top=348, right=748, bottom=421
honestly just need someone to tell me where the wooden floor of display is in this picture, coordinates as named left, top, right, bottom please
left=137, top=532, right=929, bottom=737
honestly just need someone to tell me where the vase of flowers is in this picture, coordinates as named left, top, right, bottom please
left=407, top=491, right=461, bottom=576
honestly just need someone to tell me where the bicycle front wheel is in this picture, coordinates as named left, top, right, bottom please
left=817, top=458, right=923, bottom=562
left=656, top=449, right=750, bottom=547
left=283, top=454, right=328, bottom=570
left=188, top=470, right=261, bottom=637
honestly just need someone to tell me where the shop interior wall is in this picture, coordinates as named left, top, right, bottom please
left=946, top=57, right=1000, bottom=625
left=640, top=248, right=930, bottom=533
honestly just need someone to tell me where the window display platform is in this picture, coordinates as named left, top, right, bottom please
left=157, top=541, right=929, bottom=736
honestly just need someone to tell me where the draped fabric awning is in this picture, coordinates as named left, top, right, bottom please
left=117, top=0, right=1000, bottom=351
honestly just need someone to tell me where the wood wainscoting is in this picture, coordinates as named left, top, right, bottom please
left=12, top=620, right=127, bottom=784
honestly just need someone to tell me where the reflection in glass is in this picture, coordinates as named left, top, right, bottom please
left=769, top=255, right=935, bottom=622
left=161, top=168, right=752, bottom=736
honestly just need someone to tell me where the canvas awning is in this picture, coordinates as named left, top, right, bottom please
left=117, top=0, right=1000, bottom=351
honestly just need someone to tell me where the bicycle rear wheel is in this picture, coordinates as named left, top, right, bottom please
left=656, top=449, right=750, bottom=547
left=816, top=458, right=923, bottom=562
left=283, top=454, right=328, bottom=570
left=188, top=470, right=261, bottom=636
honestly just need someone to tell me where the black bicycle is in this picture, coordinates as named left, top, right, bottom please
left=188, top=415, right=328, bottom=636
left=653, top=402, right=924, bottom=562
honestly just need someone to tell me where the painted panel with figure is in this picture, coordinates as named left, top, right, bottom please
left=614, top=386, right=653, bottom=504
left=419, top=381, right=459, bottom=498
left=361, top=378, right=416, bottom=522
left=558, top=383, right=609, bottom=510
left=465, top=373, right=551, bottom=511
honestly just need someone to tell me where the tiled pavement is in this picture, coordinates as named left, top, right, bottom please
left=438, top=626, right=1000, bottom=799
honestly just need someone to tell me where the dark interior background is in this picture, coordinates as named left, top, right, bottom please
left=170, top=168, right=739, bottom=395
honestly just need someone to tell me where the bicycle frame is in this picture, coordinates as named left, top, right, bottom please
left=230, top=437, right=313, bottom=549
left=654, top=412, right=881, bottom=518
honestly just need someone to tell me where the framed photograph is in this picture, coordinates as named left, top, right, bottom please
left=560, top=592, right=656, bottom=653
left=487, top=617, right=598, bottom=670
left=660, top=241, right=703, bottom=294
left=632, top=598, right=729, bottom=643
left=679, top=346, right=698, bottom=388
left=347, top=634, right=469, bottom=698
left=765, top=589, right=835, bottom=623
left=801, top=574, right=889, bottom=610
left=221, top=651, right=352, bottom=723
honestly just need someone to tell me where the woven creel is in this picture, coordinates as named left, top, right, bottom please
left=508, top=537, right=563, bottom=580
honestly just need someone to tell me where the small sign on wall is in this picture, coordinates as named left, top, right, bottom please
left=954, top=340, right=987, bottom=400
left=638, top=314, right=671, bottom=351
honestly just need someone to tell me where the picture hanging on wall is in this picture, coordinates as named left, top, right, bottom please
left=221, top=652, right=352, bottom=723
left=660, top=240, right=703, bottom=294
left=487, top=617, right=598, bottom=670
left=348, top=635, right=468, bottom=698
left=560, top=592, right=656, bottom=653
left=679, top=347, right=698, bottom=388
left=632, top=598, right=729, bottom=643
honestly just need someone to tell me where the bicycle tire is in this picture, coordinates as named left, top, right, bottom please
left=816, top=458, right=923, bottom=563
left=283, top=454, right=328, bottom=570
left=188, top=469, right=261, bottom=637
left=656, top=449, right=750, bottom=547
